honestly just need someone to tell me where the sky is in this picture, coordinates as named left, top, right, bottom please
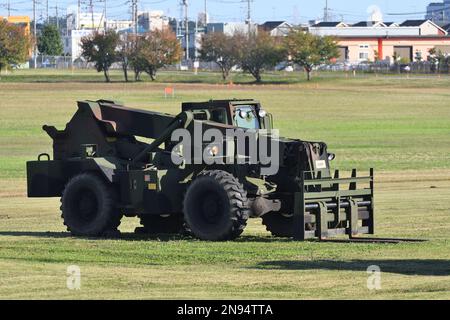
left=0, top=0, right=441, bottom=24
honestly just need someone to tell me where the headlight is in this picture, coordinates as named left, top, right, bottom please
left=207, top=145, right=220, bottom=157
left=258, top=110, right=267, bottom=118
left=328, top=153, right=336, bottom=161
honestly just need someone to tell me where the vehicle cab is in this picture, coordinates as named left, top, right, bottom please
left=181, top=99, right=273, bottom=130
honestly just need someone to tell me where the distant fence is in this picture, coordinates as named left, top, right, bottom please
left=27, top=56, right=450, bottom=75
left=29, top=56, right=90, bottom=69
left=318, top=61, right=450, bottom=74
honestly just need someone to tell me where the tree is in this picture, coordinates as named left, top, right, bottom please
left=0, top=20, right=31, bottom=74
left=284, top=31, right=339, bottom=81
left=38, top=24, right=63, bottom=56
left=118, top=34, right=136, bottom=82
left=235, top=32, right=284, bottom=83
left=199, top=32, right=239, bottom=81
left=81, top=30, right=120, bottom=82
left=130, top=29, right=181, bottom=81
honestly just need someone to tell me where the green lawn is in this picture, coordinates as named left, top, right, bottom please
left=0, top=71, right=450, bottom=299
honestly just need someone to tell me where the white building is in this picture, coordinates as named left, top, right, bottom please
left=259, top=21, right=293, bottom=37
left=107, top=20, right=133, bottom=32
left=138, top=11, right=169, bottom=32
left=67, top=12, right=105, bottom=31
left=64, top=29, right=95, bottom=61
left=206, top=22, right=258, bottom=35
left=64, top=10, right=135, bottom=61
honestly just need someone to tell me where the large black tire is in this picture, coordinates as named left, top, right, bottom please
left=135, top=214, right=184, bottom=235
left=61, top=173, right=122, bottom=237
left=183, top=170, right=249, bottom=241
left=261, top=212, right=294, bottom=238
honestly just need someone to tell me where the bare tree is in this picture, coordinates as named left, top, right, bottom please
left=118, top=34, right=136, bottom=82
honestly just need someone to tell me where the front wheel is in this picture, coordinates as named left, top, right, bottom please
left=61, top=173, right=122, bottom=237
left=183, top=170, right=249, bottom=241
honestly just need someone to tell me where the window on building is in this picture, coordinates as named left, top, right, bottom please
left=359, top=44, right=370, bottom=61
left=359, top=52, right=369, bottom=60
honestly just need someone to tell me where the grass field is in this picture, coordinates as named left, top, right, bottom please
left=0, top=70, right=450, bottom=299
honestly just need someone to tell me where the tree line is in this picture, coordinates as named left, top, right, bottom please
left=81, top=28, right=339, bottom=82
left=0, top=19, right=339, bottom=82
left=200, top=30, right=339, bottom=82
left=81, top=28, right=181, bottom=82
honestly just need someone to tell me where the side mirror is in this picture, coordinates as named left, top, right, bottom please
left=261, top=113, right=273, bottom=130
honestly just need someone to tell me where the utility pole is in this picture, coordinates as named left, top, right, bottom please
left=90, top=0, right=94, bottom=30
left=131, top=0, right=138, bottom=35
left=183, top=0, right=189, bottom=61
left=56, top=2, right=59, bottom=30
left=204, top=0, right=207, bottom=25
left=33, top=0, right=37, bottom=69
left=324, top=0, right=329, bottom=22
left=246, top=0, right=252, bottom=35
left=7, top=0, right=10, bottom=17
left=104, top=0, right=107, bottom=30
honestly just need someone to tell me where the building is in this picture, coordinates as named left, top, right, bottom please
left=138, top=11, right=169, bottom=32
left=259, top=21, right=293, bottom=37
left=0, top=16, right=31, bottom=67
left=107, top=20, right=133, bottom=32
left=0, top=16, right=30, bottom=35
left=206, top=22, right=258, bottom=35
left=312, top=21, right=348, bottom=28
left=64, top=29, right=95, bottom=61
left=309, top=19, right=450, bottom=63
left=426, top=1, right=450, bottom=25
left=67, top=12, right=105, bottom=31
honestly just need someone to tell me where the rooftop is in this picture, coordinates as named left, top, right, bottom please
left=400, top=20, right=428, bottom=27
left=312, top=21, right=346, bottom=27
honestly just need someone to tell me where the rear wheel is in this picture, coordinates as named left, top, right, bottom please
left=135, top=214, right=184, bottom=235
left=183, top=170, right=249, bottom=241
left=61, top=173, right=122, bottom=237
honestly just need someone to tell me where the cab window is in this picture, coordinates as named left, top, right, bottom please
left=234, top=106, right=260, bottom=129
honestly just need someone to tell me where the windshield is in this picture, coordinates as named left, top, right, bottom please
left=234, top=106, right=260, bottom=129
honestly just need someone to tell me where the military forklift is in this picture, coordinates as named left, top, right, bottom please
left=27, top=99, right=375, bottom=241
